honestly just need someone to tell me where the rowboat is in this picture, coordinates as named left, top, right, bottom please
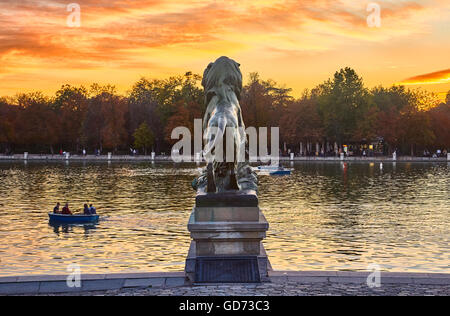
left=48, top=213, right=99, bottom=224
left=270, top=169, right=291, bottom=176
left=256, top=165, right=280, bottom=170
left=255, top=165, right=292, bottom=176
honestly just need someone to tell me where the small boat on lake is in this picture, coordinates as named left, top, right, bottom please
left=256, top=165, right=279, bottom=170
left=255, top=165, right=292, bottom=176
left=269, top=169, right=291, bottom=176
left=48, top=213, right=100, bottom=224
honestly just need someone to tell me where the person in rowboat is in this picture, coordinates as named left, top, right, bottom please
left=61, top=203, right=72, bottom=215
left=83, top=204, right=91, bottom=215
left=89, top=204, right=97, bottom=215
left=53, top=202, right=61, bottom=214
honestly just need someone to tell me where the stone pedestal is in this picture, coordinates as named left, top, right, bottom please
left=185, top=190, right=271, bottom=283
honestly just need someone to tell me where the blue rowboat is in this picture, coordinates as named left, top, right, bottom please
left=270, top=169, right=291, bottom=176
left=257, top=165, right=279, bottom=170
left=48, top=213, right=99, bottom=224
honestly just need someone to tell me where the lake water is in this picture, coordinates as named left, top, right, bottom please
left=0, top=161, right=448, bottom=276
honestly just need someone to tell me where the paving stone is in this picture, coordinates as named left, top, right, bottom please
left=0, top=282, right=40, bottom=295
left=165, top=277, right=187, bottom=287
left=285, top=271, right=338, bottom=277
left=336, top=271, right=370, bottom=277
left=381, top=277, right=414, bottom=284
left=123, top=278, right=165, bottom=288
left=0, top=277, right=18, bottom=283
left=39, top=281, right=82, bottom=294
left=106, top=273, right=157, bottom=279
left=17, top=275, right=67, bottom=282
left=329, top=277, right=367, bottom=284
left=383, top=272, right=428, bottom=278
left=287, top=276, right=329, bottom=283
left=427, top=273, right=450, bottom=279
left=412, top=278, right=450, bottom=285
left=5, top=271, right=450, bottom=296
left=81, top=279, right=124, bottom=291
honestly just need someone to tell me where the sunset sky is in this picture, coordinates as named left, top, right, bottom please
left=0, top=0, right=449, bottom=99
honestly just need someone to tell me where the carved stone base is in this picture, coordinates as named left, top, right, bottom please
left=185, top=194, right=271, bottom=283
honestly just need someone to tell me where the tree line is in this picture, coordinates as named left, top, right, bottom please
left=0, top=68, right=449, bottom=156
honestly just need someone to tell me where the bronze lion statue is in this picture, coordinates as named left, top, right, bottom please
left=193, top=56, right=257, bottom=193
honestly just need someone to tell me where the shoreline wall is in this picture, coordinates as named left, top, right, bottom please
left=0, top=154, right=448, bottom=163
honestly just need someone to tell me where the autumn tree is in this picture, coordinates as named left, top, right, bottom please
left=280, top=91, right=323, bottom=146
left=165, top=100, right=202, bottom=145
left=133, top=122, right=154, bottom=155
left=429, top=103, right=450, bottom=149
left=53, top=84, right=89, bottom=152
left=240, top=73, right=293, bottom=129
left=371, top=86, right=411, bottom=153
left=13, top=92, right=59, bottom=153
left=0, top=98, right=16, bottom=153
left=0, top=70, right=447, bottom=155
left=81, top=84, right=128, bottom=152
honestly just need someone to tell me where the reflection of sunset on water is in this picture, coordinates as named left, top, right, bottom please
left=0, top=162, right=448, bottom=276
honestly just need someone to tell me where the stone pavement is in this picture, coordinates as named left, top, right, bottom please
left=47, top=282, right=449, bottom=296
left=1, top=271, right=449, bottom=296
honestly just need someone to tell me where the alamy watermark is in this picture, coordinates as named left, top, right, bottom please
left=366, top=264, right=381, bottom=288
left=66, top=263, right=81, bottom=288
left=367, top=3, right=381, bottom=28
left=170, top=119, right=280, bottom=164
left=67, top=3, right=81, bottom=28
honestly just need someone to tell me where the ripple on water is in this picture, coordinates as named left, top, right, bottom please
left=0, top=161, right=448, bottom=276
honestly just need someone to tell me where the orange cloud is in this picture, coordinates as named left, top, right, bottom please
left=0, top=0, right=449, bottom=97
left=399, top=69, right=450, bottom=85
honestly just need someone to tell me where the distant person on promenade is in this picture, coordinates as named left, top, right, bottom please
left=61, top=203, right=72, bottom=215
left=83, top=204, right=91, bottom=215
left=89, top=204, right=97, bottom=215
left=53, top=202, right=61, bottom=214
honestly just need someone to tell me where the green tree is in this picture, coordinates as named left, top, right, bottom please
left=133, top=122, right=154, bottom=155
left=314, top=67, right=373, bottom=144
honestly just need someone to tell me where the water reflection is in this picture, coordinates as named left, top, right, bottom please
left=49, top=222, right=98, bottom=236
left=0, top=161, right=448, bottom=276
